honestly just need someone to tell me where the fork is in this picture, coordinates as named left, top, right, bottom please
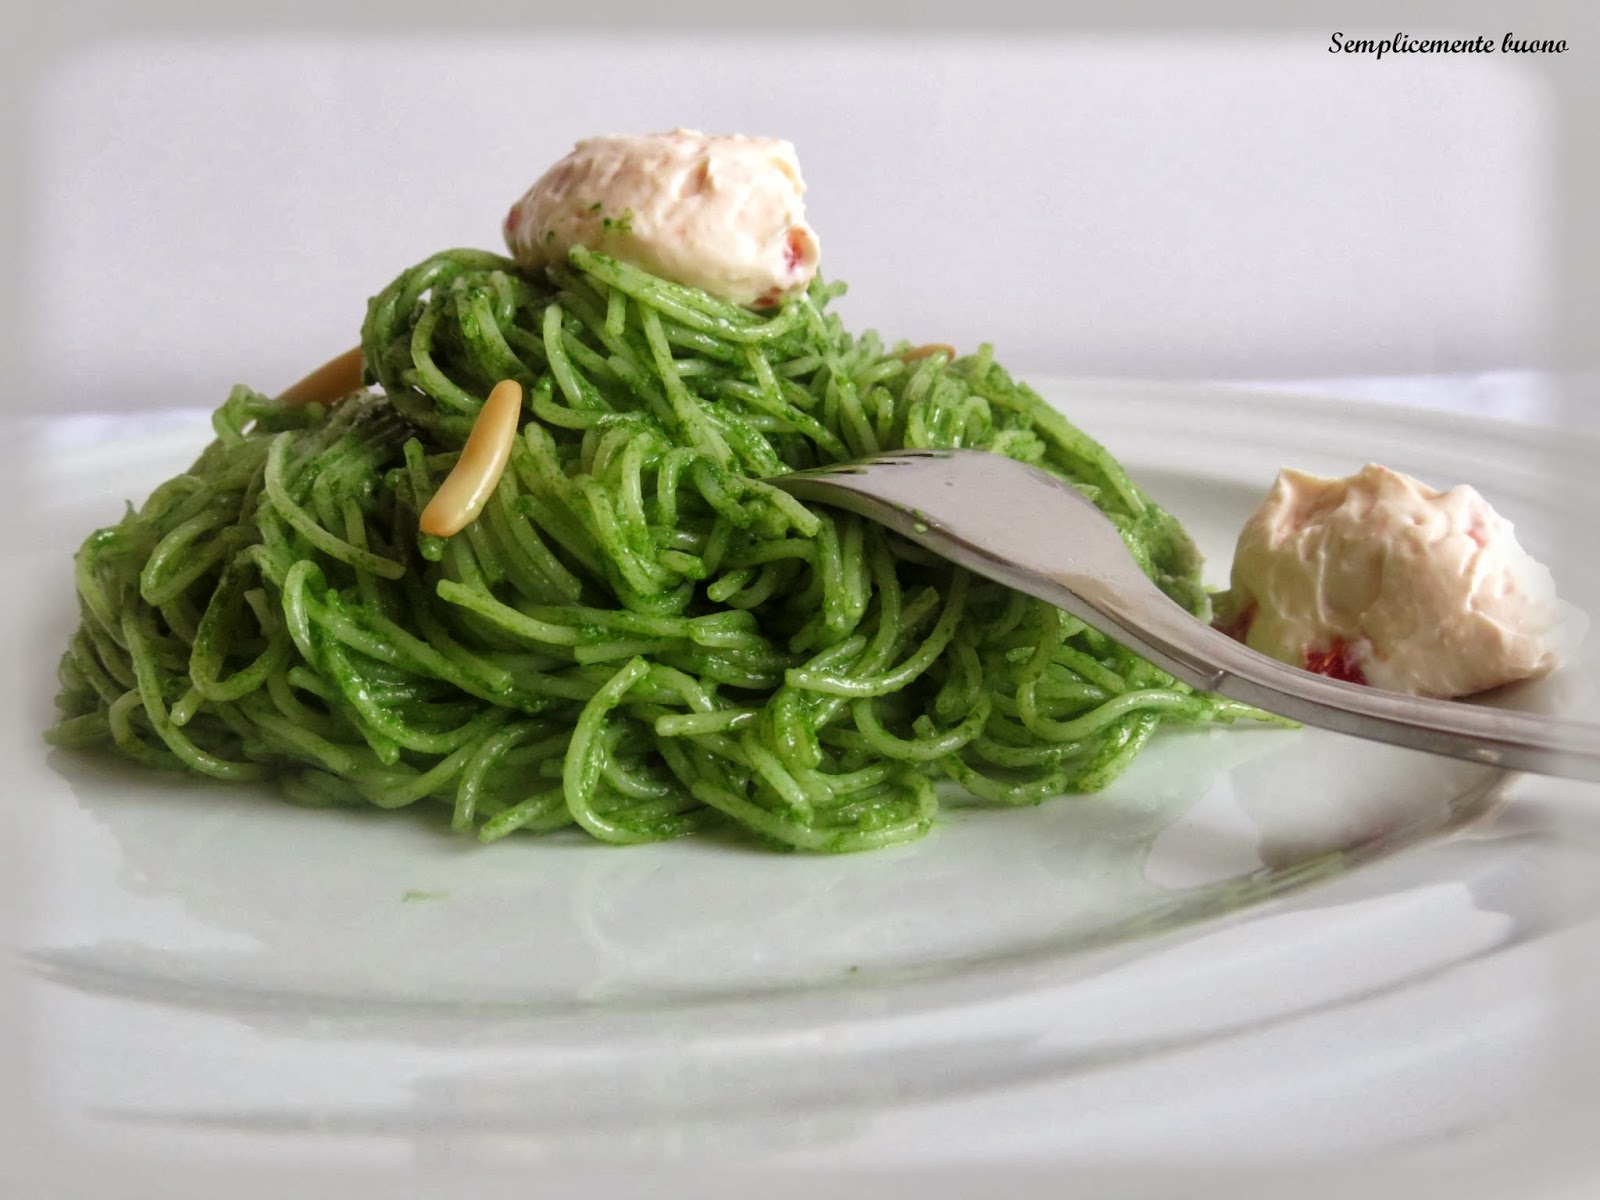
left=771, top=448, right=1600, bottom=783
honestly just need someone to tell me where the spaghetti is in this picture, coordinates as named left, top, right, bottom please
left=46, top=246, right=1273, bottom=851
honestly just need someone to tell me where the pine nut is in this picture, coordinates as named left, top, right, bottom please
left=278, top=346, right=365, bottom=407
left=419, top=380, right=525, bottom=537
left=900, top=343, right=956, bottom=362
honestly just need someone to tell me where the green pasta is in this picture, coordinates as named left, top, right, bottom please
left=46, top=246, right=1276, bottom=852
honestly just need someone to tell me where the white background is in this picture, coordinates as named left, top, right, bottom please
left=22, top=33, right=1552, bottom=412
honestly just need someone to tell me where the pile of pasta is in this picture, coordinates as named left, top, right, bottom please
left=47, top=247, right=1268, bottom=851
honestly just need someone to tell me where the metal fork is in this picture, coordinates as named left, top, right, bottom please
left=771, top=448, right=1600, bottom=783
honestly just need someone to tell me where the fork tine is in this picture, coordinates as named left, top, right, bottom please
left=786, top=448, right=953, bottom=478
left=859, top=449, right=953, bottom=464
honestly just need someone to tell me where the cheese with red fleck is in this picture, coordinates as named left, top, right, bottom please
left=1214, top=464, right=1582, bottom=698
left=503, top=129, right=820, bottom=308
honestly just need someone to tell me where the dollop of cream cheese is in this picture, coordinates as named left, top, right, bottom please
left=503, top=129, right=820, bottom=308
left=1214, top=464, right=1583, bottom=698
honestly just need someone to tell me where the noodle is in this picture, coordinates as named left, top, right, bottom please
left=45, top=247, right=1276, bottom=851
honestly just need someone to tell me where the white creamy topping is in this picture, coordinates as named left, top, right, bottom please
left=1216, top=464, right=1583, bottom=698
left=503, top=129, right=820, bottom=308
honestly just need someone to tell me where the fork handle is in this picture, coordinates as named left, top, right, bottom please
left=896, top=520, right=1600, bottom=784
left=1047, top=573, right=1600, bottom=784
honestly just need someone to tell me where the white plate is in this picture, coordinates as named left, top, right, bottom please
left=5, top=383, right=1600, bottom=1196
